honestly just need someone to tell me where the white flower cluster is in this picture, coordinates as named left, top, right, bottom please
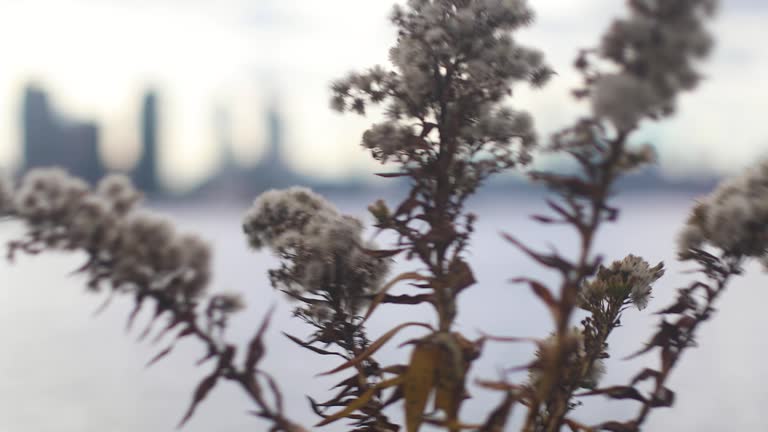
left=388, top=0, right=542, bottom=103
left=8, top=168, right=212, bottom=306
left=617, top=255, right=665, bottom=310
left=591, top=74, right=657, bottom=132
left=331, top=0, right=549, bottom=168
left=592, top=0, right=717, bottom=130
left=243, top=187, right=332, bottom=250
left=678, top=159, right=768, bottom=259
left=243, top=188, right=390, bottom=315
left=581, top=255, right=664, bottom=311
left=361, top=122, right=415, bottom=163
left=461, top=106, right=536, bottom=156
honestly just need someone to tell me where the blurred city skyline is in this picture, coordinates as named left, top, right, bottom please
left=0, top=0, right=766, bottom=191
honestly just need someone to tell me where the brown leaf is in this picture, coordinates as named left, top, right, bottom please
left=151, top=316, right=184, bottom=345
left=380, top=293, right=433, bottom=306
left=531, top=214, right=559, bottom=224
left=178, top=372, right=218, bottom=428
left=382, top=386, right=404, bottom=408
left=422, top=418, right=482, bottom=430
left=478, top=392, right=515, bottom=432
left=145, top=344, right=174, bottom=368
left=360, top=272, right=430, bottom=326
left=375, top=172, right=409, bottom=178
left=563, top=418, right=594, bottom=432
left=257, top=370, right=285, bottom=414
left=546, top=199, right=578, bottom=224
left=655, top=295, right=695, bottom=315
left=502, top=233, right=572, bottom=273
left=433, top=333, right=475, bottom=426
left=477, top=332, right=538, bottom=345
left=245, top=305, right=275, bottom=373
left=624, top=320, right=679, bottom=360
left=394, top=196, right=420, bottom=217
left=318, top=322, right=433, bottom=376
left=597, top=421, right=639, bottom=432
left=195, top=349, right=216, bottom=366
left=283, top=333, right=348, bottom=360
left=315, top=376, right=404, bottom=427
left=511, top=277, right=559, bottom=321
left=448, top=259, right=476, bottom=294
left=649, top=386, right=675, bottom=408
left=630, top=368, right=661, bottom=386
left=404, top=343, right=440, bottom=432
left=577, top=386, right=645, bottom=403
left=360, top=247, right=408, bottom=259
left=125, top=294, right=146, bottom=331
left=475, top=380, right=523, bottom=392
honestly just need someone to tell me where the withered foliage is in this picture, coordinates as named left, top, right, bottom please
left=1, top=1, right=758, bottom=432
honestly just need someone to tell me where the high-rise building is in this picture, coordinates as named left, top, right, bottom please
left=245, top=100, right=297, bottom=188
left=132, top=91, right=160, bottom=194
left=192, top=97, right=300, bottom=198
left=21, top=85, right=103, bottom=184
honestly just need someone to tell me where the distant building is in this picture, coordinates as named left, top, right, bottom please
left=21, top=85, right=103, bottom=183
left=132, top=91, right=160, bottom=194
left=192, top=98, right=300, bottom=199
left=246, top=101, right=297, bottom=189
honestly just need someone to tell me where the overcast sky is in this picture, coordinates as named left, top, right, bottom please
left=0, top=0, right=765, bottom=190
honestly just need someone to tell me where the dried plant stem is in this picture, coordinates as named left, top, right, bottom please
left=520, top=133, right=628, bottom=432
left=134, top=289, right=305, bottom=431
left=631, top=264, right=736, bottom=428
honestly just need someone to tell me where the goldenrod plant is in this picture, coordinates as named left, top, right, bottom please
left=2, top=1, right=750, bottom=431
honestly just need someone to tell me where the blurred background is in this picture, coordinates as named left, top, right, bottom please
left=1, top=0, right=767, bottom=431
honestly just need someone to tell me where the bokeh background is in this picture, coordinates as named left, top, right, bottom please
left=1, top=0, right=767, bottom=431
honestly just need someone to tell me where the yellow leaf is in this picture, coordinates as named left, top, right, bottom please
left=315, top=376, right=404, bottom=427
left=404, top=342, right=440, bottom=432
left=433, top=335, right=467, bottom=427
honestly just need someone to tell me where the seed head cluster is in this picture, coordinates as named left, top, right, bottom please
left=7, top=168, right=212, bottom=309
left=580, top=255, right=665, bottom=311
left=243, top=187, right=390, bottom=316
left=331, top=0, right=549, bottom=177
left=678, top=159, right=768, bottom=260
left=591, top=0, right=716, bottom=130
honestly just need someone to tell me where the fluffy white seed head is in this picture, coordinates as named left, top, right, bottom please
left=244, top=188, right=390, bottom=315
left=591, top=74, right=658, bottom=131
left=243, top=187, right=338, bottom=250
left=593, top=0, right=717, bottom=128
left=97, top=174, right=142, bottom=215
left=4, top=168, right=214, bottom=308
left=580, top=254, right=664, bottom=311
left=678, top=159, right=768, bottom=260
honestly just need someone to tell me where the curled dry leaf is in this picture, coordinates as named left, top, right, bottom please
left=360, top=272, right=430, bottom=325
left=315, top=376, right=405, bottom=427
left=318, top=321, right=433, bottom=376
left=404, top=341, right=440, bottom=432
left=178, top=372, right=219, bottom=428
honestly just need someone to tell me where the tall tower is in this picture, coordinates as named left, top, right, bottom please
left=262, top=102, right=283, bottom=169
left=22, top=86, right=57, bottom=169
left=133, top=91, right=159, bottom=194
left=214, top=105, right=235, bottom=169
